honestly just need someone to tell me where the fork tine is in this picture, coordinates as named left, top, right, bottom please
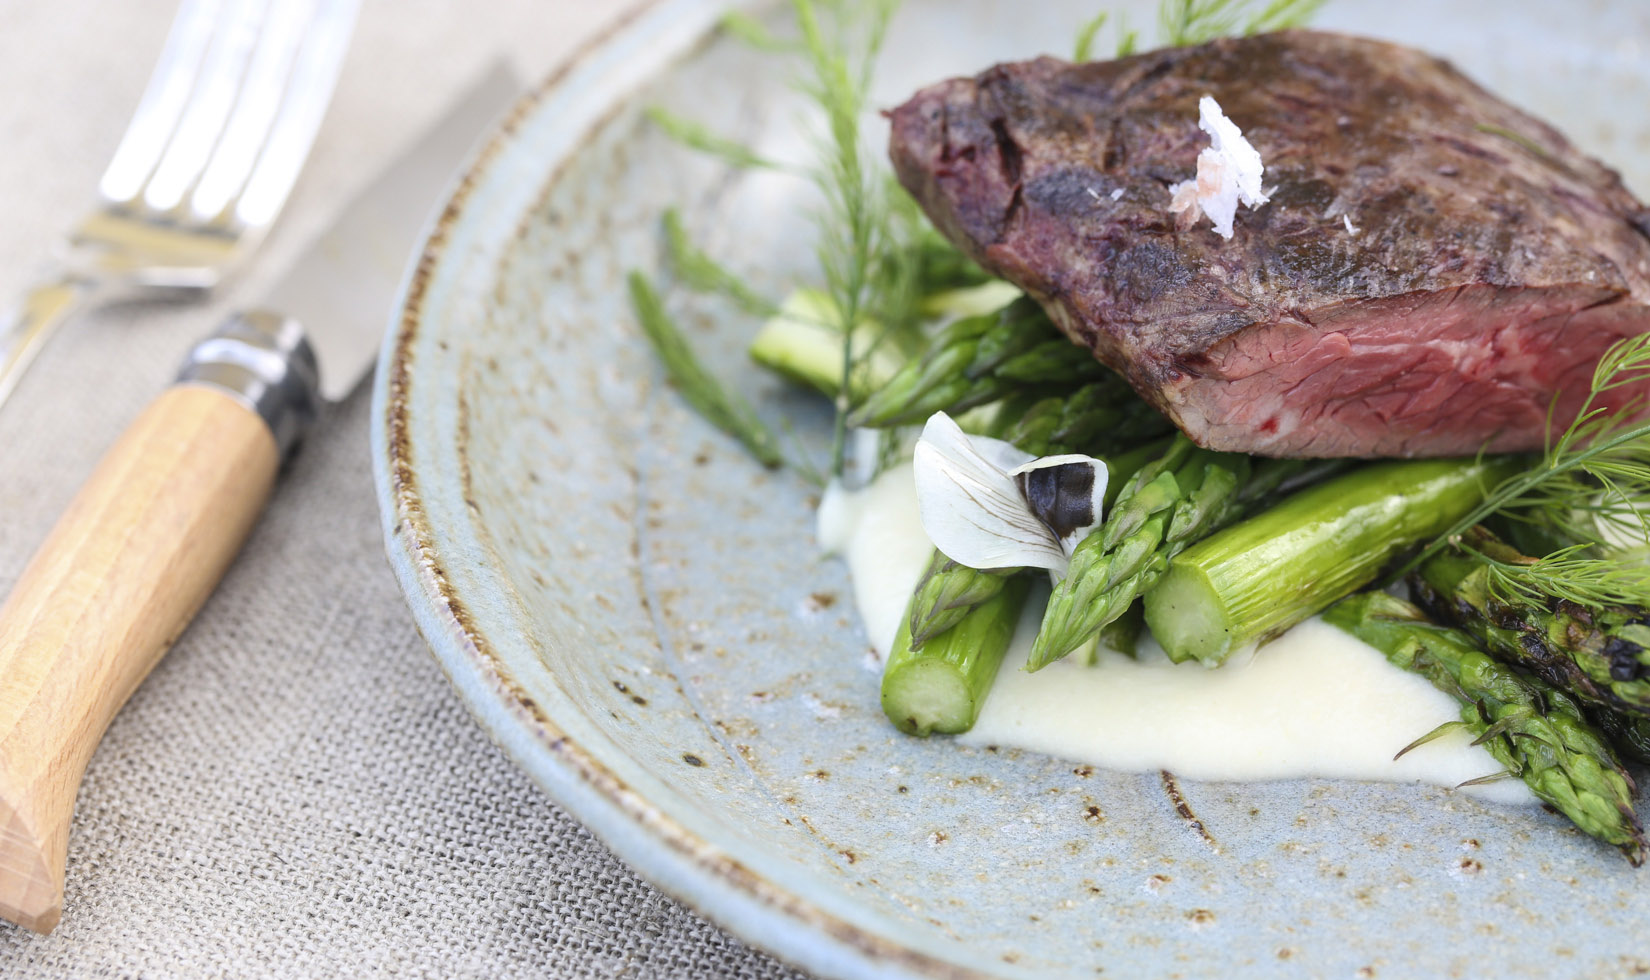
left=232, top=0, right=359, bottom=230
left=188, top=0, right=319, bottom=222
left=98, top=0, right=224, bottom=204
left=142, top=0, right=271, bottom=213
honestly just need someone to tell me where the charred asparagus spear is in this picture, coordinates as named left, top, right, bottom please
left=1028, top=435, right=1274, bottom=669
left=905, top=433, right=1168, bottom=647
left=882, top=405, right=1170, bottom=734
left=847, top=296, right=1111, bottom=428
left=1414, top=526, right=1650, bottom=717
left=1142, top=457, right=1523, bottom=667
left=1592, top=710, right=1650, bottom=765
left=1325, top=592, right=1646, bottom=863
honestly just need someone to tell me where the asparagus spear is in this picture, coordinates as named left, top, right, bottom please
left=847, top=296, right=1108, bottom=428
left=905, top=429, right=1170, bottom=647
left=1027, top=436, right=1263, bottom=669
left=904, top=224, right=993, bottom=294
left=1324, top=592, right=1645, bottom=862
left=1099, top=600, right=1146, bottom=657
left=628, top=273, right=785, bottom=468
left=888, top=391, right=1156, bottom=732
left=907, top=552, right=1019, bottom=647
left=746, top=288, right=908, bottom=400
left=994, top=387, right=1172, bottom=463
left=1592, top=709, right=1650, bottom=765
left=1142, top=457, right=1522, bottom=667
left=1414, top=526, right=1650, bottom=718
left=881, top=576, right=1032, bottom=736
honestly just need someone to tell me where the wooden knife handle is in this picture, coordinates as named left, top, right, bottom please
left=0, top=312, right=317, bottom=933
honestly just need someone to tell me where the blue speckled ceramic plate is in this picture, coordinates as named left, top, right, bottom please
left=372, top=2, right=1650, bottom=977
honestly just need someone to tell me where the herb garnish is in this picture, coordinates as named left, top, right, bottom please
left=662, top=209, right=780, bottom=319
left=1406, top=334, right=1650, bottom=610
left=1158, top=0, right=1329, bottom=46
left=626, top=272, right=785, bottom=469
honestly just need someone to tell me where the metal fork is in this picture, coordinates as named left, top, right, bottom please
left=0, top=0, right=359, bottom=411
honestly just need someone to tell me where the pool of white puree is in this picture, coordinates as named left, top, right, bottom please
left=818, top=464, right=1534, bottom=807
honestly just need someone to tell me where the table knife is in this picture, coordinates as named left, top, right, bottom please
left=0, top=63, right=519, bottom=934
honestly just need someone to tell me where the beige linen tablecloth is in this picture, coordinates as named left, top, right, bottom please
left=0, top=1, right=804, bottom=975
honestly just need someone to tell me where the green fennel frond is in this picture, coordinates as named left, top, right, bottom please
left=1240, top=0, right=1329, bottom=33
left=1475, top=544, right=1650, bottom=610
left=644, top=106, right=782, bottom=171
left=1074, top=12, right=1108, bottom=61
left=627, top=272, right=786, bottom=469
left=1408, top=334, right=1650, bottom=606
left=1114, top=13, right=1140, bottom=56
left=1476, top=123, right=1557, bottom=162
left=662, top=209, right=781, bottom=319
left=791, top=0, right=902, bottom=476
left=1159, top=0, right=1326, bottom=46
left=1159, top=0, right=1244, bottom=45
left=1506, top=334, right=1650, bottom=549
left=1072, top=8, right=1145, bottom=59
left=720, top=10, right=798, bottom=52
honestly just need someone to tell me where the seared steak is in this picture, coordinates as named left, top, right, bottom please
left=888, top=31, right=1650, bottom=457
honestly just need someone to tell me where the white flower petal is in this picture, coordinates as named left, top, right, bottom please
left=969, top=433, right=1038, bottom=473
left=912, top=413, right=1067, bottom=570
left=1007, top=454, right=1108, bottom=555
left=915, top=412, right=1035, bottom=473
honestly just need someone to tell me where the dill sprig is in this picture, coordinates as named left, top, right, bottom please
left=627, top=271, right=785, bottom=469
left=643, top=106, right=782, bottom=171
left=1475, top=544, right=1650, bottom=611
left=1407, top=334, right=1650, bottom=609
left=662, top=209, right=780, bottom=319
left=1074, top=12, right=1110, bottom=61
left=641, top=0, right=926, bottom=481
left=1239, top=0, right=1330, bottom=33
left=1159, top=0, right=1327, bottom=46
left=1079, top=0, right=1321, bottom=62
left=791, top=0, right=901, bottom=476
left=1476, top=123, right=1556, bottom=162
left=719, top=10, right=798, bottom=52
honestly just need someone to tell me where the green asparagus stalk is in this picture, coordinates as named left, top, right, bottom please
left=1142, top=457, right=1522, bottom=667
left=992, top=385, right=1171, bottom=459
left=746, top=288, right=907, bottom=399
left=907, top=552, right=1020, bottom=647
left=904, top=421, right=1168, bottom=648
left=1414, top=526, right=1650, bottom=717
left=852, top=306, right=1012, bottom=424
left=1099, top=600, right=1146, bottom=657
left=1324, top=591, right=1645, bottom=862
left=1027, top=436, right=1259, bottom=669
left=1592, top=709, right=1650, bottom=765
left=905, top=224, right=993, bottom=294
left=918, top=280, right=1023, bottom=319
left=847, top=296, right=1107, bottom=428
left=1233, top=458, right=1353, bottom=517
left=628, top=272, right=785, bottom=468
left=881, top=576, right=1032, bottom=736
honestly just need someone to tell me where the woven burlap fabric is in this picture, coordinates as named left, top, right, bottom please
left=0, top=1, right=805, bottom=976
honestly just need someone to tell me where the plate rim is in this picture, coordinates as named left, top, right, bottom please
left=369, top=3, right=988, bottom=978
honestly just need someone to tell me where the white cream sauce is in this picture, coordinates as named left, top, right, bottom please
left=819, top=465, right=1534, bottom=807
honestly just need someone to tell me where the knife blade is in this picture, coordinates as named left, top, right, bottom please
left=0, top=63, right=520, bottom=935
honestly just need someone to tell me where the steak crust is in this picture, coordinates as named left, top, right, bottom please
left=888, top=31, right=1650, bottom=457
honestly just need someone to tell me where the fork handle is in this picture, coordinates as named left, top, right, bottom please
left=0, top=272, right=94, bottom=412
left=0, top=312, right=317, bottom=933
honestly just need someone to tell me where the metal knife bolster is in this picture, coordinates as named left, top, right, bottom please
left=176, top=310, right=320, bottom=456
